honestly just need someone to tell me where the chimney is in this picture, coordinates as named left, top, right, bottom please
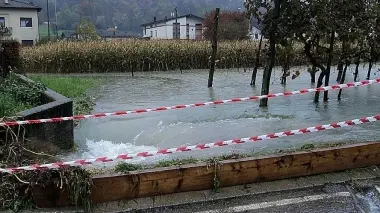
left=5, top=0, right=9, bottom=4
left=165, top=16, right=167, bottom=21
left=154, top=17, right=156, bottom=22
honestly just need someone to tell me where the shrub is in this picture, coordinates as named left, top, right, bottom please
left=0, top=40, right=20, bottom=79
left=0, top=75, right=45, bottom=117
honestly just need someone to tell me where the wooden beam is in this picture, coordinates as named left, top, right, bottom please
left=33, top=142, right=380, bottom=207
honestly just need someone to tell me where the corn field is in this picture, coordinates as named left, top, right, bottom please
left=21, top=40, right=312, bottom=73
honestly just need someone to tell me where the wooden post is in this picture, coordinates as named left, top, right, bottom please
left=208, top=8, right=220, bottom=88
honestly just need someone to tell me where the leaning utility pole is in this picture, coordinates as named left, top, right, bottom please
left=55, top=0, right=58, bottom=39
left=208, top=8, right=220, bottom=88
left=47, top=0, right=50, bottom=39
left=175, top=7, right=178, bottom=39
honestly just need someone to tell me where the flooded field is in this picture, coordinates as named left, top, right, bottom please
left=61, top=65, right=380, bottom=164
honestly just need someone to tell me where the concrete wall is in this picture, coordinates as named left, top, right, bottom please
left=14, top=74, right=74, bottom=150
left=0, top=8, right=40, bottom=44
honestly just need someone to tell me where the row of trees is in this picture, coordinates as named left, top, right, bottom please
left=244, top=0, right=380, bottom=106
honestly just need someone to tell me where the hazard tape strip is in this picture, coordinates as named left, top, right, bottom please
left=0, top=78, right=379, bottom=127
left=1, top=114, right=379, bottom=173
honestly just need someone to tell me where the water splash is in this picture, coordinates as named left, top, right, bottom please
left=132, top=130, right=144, bottom=145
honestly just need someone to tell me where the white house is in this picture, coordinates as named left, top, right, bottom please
left=141, top=14, right=204, bottom=40
left=248, top=18, right=262, bottom=40
left=0, top=0, right=41, bottom=45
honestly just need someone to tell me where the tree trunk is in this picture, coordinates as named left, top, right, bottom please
left=354, top=60, right=360, bottom=82
left=310, top=65, right=316, bottom=84
left=314, top=72, right=325, bottom=102
left=323, top=30, right=335, bottom=102
left=336, top=59, right=344, bottom=82
left=251, top=67, right=258, bottom=86
left=367, top=60, right=373, bottom=80
left=338, top=62, right=349, bottom=100
left=208, top=8, right=220, bottom=88
left=259, top=0, right=280, bottom=107
left=303, top=40, right=326, bottom=103
left=251, top=34, right=263, bottom=86
left=310, top=72, right=316, bottom=84
left=281, top=71, right=287, bottom=85
left=281, top=55, right=290, bottom=85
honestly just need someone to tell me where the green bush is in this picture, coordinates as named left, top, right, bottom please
left=0, top=40, right=20, bottom=78
left=0, top=75, right=45, bottom=117
left=0, top=92, right=31, bottom=117
left=1, top=75, right=45, bottom=106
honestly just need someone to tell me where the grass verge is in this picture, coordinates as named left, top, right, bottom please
left=29, top=76, right=100, bottom=115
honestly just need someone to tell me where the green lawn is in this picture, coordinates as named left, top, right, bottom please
left=30, top=76, right=101, bottom=115
left=30, top=76, right=99, bottom=98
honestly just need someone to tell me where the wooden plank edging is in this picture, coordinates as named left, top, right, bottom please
left=34, top=142, right=380, bottom=208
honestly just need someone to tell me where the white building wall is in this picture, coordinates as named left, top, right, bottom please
left=250, top=26, right=262, bottom=40
left=142, top=16, right=203, bottom=40
left=165, top=17, right=187, bottom=39
left=186, top=17, right=201, bottom=40
left=0, top=8, right=39, bottom=44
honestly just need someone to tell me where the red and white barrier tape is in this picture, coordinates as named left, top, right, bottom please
left=1, top=114, right=379, bottom=174
left=1, top=78, right=379, bottom=127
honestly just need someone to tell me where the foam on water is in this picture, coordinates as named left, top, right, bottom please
left=83, top=139, right=158, bottom=159
left=63, top=139, right=166, bottom=167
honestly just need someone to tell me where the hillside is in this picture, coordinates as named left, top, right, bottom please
left=31, top=0, right=245, bottom=35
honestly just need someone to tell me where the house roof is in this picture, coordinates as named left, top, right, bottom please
left=0, top=0, right=42, bottom=12
left=140, top=14, right=204, bottom=27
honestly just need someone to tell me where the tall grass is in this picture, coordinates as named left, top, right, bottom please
left=21, top=40, right=308, bottom=73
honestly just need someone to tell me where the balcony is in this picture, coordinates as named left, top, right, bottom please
left=0, top=26, right=12, bottom=36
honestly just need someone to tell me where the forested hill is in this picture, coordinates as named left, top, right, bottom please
left=31, top=0, right=244, bottom=35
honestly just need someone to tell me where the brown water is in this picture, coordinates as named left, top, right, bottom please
left=62, top=65, right=380, bottom=164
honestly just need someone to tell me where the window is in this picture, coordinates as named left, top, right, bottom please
left=150, top=30, right=153, bottom=37
left=0, top=17, right=5, bottom=27
left=255, top=33, right=258, bottom=39
left=21, top=40, right=34, bottom=46
left=195, top=24, right=202, bottom=40
left=155, top=30, right=157, bottom=37
left=173, top=23, right=180, bottom=39
left=20, top=18, right=32, bottom=27
left=186, top=24, right=189, bottom=40
left=144, top=27, right=147, bottom=35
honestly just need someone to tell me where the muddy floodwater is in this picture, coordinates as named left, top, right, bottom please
left=61, top=65, right=380, bottom=164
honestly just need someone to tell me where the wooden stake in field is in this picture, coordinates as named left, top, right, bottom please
left=208, top=8, right=220, bottom=88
